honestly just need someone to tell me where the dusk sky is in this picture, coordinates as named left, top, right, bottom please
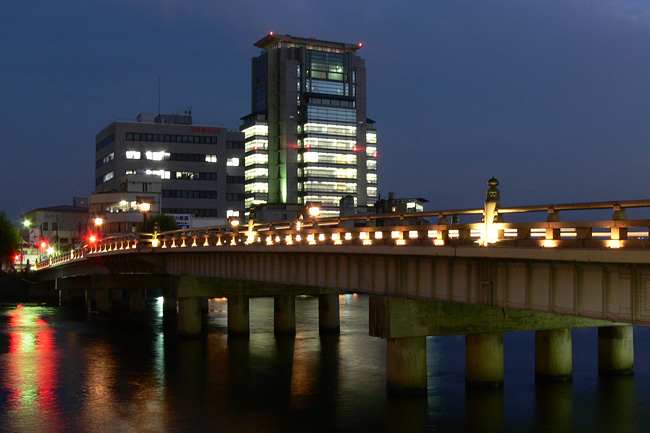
left=3, top=1, right=650, bottom=222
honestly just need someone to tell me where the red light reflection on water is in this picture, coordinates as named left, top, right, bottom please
left=4, top=305, right=61, bottom=431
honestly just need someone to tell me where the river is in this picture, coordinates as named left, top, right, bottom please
left=1, top=295, right=649, bottom=432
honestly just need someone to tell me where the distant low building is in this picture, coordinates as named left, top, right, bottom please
left=373, top=192, right=429, bottom=226
left=21, top=199, right=90, bottom=259
left=89, top=174, right=161, bottom=236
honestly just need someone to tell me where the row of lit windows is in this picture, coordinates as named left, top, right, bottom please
left=309, top=70, right=347, bottom=82
left=126, top=132, right=219, bottom=145
left=123, top=170, right=219, bottom=181
left=367, top=146, right=377, bottom=156
left=245, top=197, right=267, bottom=209
left=302, top=194, right=348, bottom=206
left=307, top=106, right=356, bottom=124
left=301, top=181, right=357, bottom=193
left=308, top=50, right=348, bottom=73
left=96, top=152, right=115, bottom=168
left=125, top=151, right=219, bottom=163
left=367, top=159, right=377, bottom=171
left=307, top=79, right=349, bottom=96
left=367, top=173, right=377, bottom=184
left=245, top=153, right=269, bottom=167
left=301, top=167, right=357, bottom=179
left=245, top=182, right=269, bottom=194
left=303, top=123, right=356, bottom=137
left=245, top=138, right=268, bottom=153
left=301, top=151, right=356, bottom=165
left=366, top=132, right=377, bottom=144
left=95, top=171, right=115, bottom=185
left=243, top=124, right=269, bottom=139
left=302, top=137, right=356, bottom=151
left=163, top=190, right=218, bottom=199
left=245, top=168, right=268, bottom=181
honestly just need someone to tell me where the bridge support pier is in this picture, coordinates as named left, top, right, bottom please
left=319, top=294, right=340, bottom=333
left=466, top=332, right=504, bottom=386
left=96, top=288, right=112, bottom=313
left=130, top=289, right=146, bottom=314
left=598, top=325, right=634, bottom=375
left=228, top=296, right=250, bottom=335
left=59, top=288, right=72, bottom=305
left=535, top=328, right=572, bottom=381
left=163, top=287, right=177, bottom=315
left=178, top=297, right=202, bottom=335
left=386, top=337, right=427, bottom=393
left=274, top=295, right=296, bottom=334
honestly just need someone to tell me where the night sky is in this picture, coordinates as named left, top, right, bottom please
left=3, top=1, right=650, bottom=222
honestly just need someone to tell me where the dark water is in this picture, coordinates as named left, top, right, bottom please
left=0, top=295, right=649, bottom=433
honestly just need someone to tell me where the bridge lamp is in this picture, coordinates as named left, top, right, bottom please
left=139, top=202, right=151, bottom=232
left=230, top=219, right=240, bottom=228
left=308, top=206, right=320, bottom=218
left=94, top=217, right=103, bottom=226
left=46, top=246, right=54, bottom=256
left=23, top=220, right=31, bottom=228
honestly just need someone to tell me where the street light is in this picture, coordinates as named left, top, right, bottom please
left=308, top=206, right=320, bottom=218
left=139, top=202, right=151, bottom=232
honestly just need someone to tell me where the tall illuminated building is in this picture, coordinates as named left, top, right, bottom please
left=241, top=33, right=378, bottom=218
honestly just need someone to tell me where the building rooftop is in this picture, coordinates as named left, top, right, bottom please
left=254, top=33, right=362, bottom=52
left=22, top=205, right=89, bottom=216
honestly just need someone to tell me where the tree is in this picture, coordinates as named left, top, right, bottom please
left=0, top=211, right=21, bottom=271
left=136, top=214, right=180, bottom=233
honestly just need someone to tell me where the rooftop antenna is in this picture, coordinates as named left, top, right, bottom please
left=158, top=76, right=161, bottom=117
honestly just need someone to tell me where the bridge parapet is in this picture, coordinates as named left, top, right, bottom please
left=35, top=197, right=650, bottom=271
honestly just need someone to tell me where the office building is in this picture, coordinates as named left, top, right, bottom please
left=241, top=33, right=378, bottom=218
left=95, top=112, right=245, bottom=224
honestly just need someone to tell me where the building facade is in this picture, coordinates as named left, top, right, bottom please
left=95, top=113, right=245, bottom=221
left=241, top=33, right=378, bottom=218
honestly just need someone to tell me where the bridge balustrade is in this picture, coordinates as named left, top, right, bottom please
left=34, top=198, right=650, bottom=271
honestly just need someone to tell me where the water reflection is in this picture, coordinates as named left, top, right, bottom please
left=2, top=305, right=62, bottom=432
left=1, top=298, right=650, bottom=432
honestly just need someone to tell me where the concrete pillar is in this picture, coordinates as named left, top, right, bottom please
left=163, top=287, right=177, bottom=316
left=386, top=337, right=427, bottom=393
left=318, top=294, right=340, bottom=333
left=274, top=295, right=296, bottom=334
left=130, top=289, right=146, bottom=314
left=228, top=295, right=250, bottom=336
left=598, top=325, right=634, bottom=375
left=535, top=328, right=572, bottom=381
left=466, top=332, right=504, bottom=386
left=59, top=288, right=72, bottom=305
left=111, top=288, right=123, bottom=302
left=178, top=297, right=202, bottom=335
left=96, top=288, right=112, bottom=313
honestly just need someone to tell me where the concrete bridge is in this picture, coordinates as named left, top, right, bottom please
left=32, top=182, right=650, bottom=392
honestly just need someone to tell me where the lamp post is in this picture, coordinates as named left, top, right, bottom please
left=94, top=217, right=103, bottom=239
left=139, top=203, right=151, bottom=233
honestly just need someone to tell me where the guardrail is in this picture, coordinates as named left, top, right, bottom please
left=34, top=198, right=650, bottom=271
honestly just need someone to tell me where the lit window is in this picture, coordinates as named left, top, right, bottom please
left=126, top=151, right=141, bottom=159
left=227, top=157, right=240, bottom=166
left=205, top=155, right=217, bottom=163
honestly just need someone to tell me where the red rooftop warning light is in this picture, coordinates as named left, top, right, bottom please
left=270, top=31, right=274, bottom=36
left=358, top=42, right=363, bottom=47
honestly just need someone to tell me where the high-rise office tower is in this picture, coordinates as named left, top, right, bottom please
left=241, top=33, right=378, bottom=218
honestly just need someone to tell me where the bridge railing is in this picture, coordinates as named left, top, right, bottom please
left=35, top=198, right=650, bottom=270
